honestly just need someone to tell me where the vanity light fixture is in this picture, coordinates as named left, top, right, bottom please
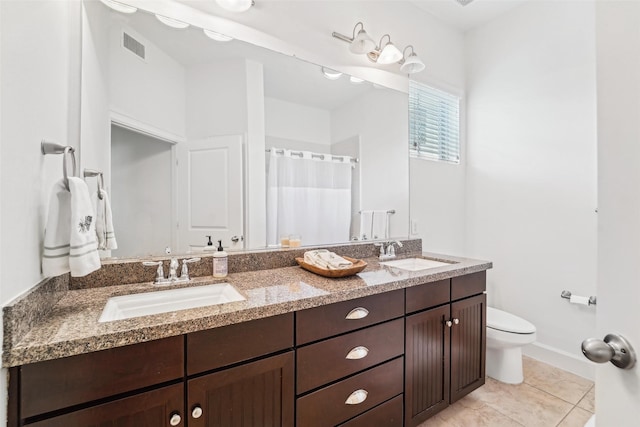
left=216, top=0, right=254, bottom=12
left=332, top=22, right=425, bottom=74
left=369, top=34, right=403, bottom=64
left=399, top=45, right=426, bottom=74
left=155, top=14, right=190, bottom=29
left=203, top=29, right=234, bottom=42
left=99, top=0, right=137, bottom=14
left=322, top=67, right=343, bottom=80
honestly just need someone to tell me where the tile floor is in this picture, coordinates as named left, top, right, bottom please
left=420, top=356, right=594, bottom=427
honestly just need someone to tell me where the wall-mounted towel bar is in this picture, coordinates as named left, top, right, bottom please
left=41, top=140, right=76, bottom=191
left=561, top=290, right=596, bottom=306
left=83, top=169, right=104, bottom=200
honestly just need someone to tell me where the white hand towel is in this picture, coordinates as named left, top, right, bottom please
left=67, top=177, right=101, bottom=276
left=371, top=210, right=389, bottom=240
left=359, top=211, right=373, bottom=240
left=42, top=178, right=101, bottom=278
left=304, top=250, right=353, bottom=270
left=94, top=189, right=118, bottom=250
left=43, top=180, right=73, bottom=277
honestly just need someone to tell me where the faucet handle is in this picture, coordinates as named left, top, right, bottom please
left=142, top=261, right=164, bottom=283
left=180, top=258, right=201, bottom=280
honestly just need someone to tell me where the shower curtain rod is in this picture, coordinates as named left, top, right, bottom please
left=266, top=148, right=359, bottom=164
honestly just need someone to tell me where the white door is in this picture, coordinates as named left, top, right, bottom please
left=177, top=135, right=243, bottom=252
left=594, top=2, right=640, bottom=425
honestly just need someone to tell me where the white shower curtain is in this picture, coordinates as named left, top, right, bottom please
left=267, top=149, right=353, bottom=247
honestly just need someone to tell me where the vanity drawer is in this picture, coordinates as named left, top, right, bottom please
left=296, top=357, right=403, bottom=427
left=20, top=335, right=184, bottom=419
left=296, top=290, right=404, bottom=345
left=187, top=313, right=293, bottom=375
left=451, top=271, right=486, bottom=301
left=405, top=279, right=450, bottom=314
left=338, top=395, right=404, bottom=427
left=297, top=318, right=404, bottom=393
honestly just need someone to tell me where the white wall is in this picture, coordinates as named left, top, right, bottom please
left=332, top=89, right=409, bottom=239
left=0, top=0, right=82, bottom=422
left=465, top=1, right=597, bottom=377
left=186, top=59, right=248, bottom=139
left=109, top=21, right=186, bottom=139
left=265, top=97, right=331, bottom=146
left=111, top=126, right=173, bottom=258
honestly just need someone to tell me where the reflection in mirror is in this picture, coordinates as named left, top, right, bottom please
left=81, top=0, right=409, bottom=258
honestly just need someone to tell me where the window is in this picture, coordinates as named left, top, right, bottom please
left=409, top=80, right=460, bottom=164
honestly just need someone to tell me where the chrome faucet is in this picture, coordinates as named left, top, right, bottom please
left=142, top=257, right=201, bottom=285
left=376, top=240, right=404, bottom=261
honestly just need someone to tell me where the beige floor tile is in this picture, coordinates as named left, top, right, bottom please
left=471, top=377, right=574, bottom=427
left=419, top=399, right=523, bottom=427
left=523, top=356, right=594, bottom=404
left=558, top=407, right=594, bottom=427
left=576, top=386, right=595, bottom=412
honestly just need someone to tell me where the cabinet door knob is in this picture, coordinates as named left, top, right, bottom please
left=345, top=307, right=369, bottom=320
left=446, top=320, right=453, bottom=327
left=169, top=413, right=181, bottom=426
left=191, top=405, right=203, bottom=419
left=453, top=318, right=460, bottom=325
left=345, top=346, right=369, bottom=360
left=345, top=389, right=368, bottom=405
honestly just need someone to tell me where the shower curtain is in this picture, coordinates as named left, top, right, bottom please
left=267, top=149, right=353, bottom=247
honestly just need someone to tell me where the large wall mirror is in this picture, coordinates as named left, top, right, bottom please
left=81, top=0, right=409, bottom=259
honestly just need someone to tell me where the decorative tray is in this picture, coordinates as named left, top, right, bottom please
left=295, top=256, right=367, bottom=278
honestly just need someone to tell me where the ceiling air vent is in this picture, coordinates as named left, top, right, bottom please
left=123, top=31, right=146, bottom=60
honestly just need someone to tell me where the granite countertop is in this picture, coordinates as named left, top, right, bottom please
left=3, top=251, right=491, bottom=367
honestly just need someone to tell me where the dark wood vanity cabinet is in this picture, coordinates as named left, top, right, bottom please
left=9, top=271, right=487, bottom=427
left=404, top=272, right=487, bottom=427
left=13, top=314, right=295, bottom=427
left=187, top=352, right=295, bottom=427
left=296, top=290, right=405, bottom=427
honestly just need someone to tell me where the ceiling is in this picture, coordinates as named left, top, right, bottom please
left=411, top=0, right=529, bottom=32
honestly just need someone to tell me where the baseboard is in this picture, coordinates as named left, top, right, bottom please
left=523, top=342, right=596, bottom=381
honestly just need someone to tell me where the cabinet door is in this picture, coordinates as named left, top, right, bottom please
left=404, top=305, right=450, bottom=427
left=26, top=383, right=184, bottom=427
left=450, top=293, right=486, bottom=403
left=188, top=351, right=294, bottom=427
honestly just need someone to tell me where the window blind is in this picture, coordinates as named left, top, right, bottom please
left=409, top=80, right=460, bottom=164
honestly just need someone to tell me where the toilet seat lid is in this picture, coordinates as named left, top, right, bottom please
left=487, top=307, right=536, bottom=334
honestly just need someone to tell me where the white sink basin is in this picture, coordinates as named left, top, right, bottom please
left=99, top=283, right=245, bottom=322
left=380, top=258, right=452, bottom=272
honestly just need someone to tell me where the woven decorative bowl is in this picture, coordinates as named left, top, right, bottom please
left=295, top=256, right=367, bottom=278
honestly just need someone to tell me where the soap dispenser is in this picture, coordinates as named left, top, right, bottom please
left=213, top=240, right=228, bottom=278
left=204, top=235, right=214, bottom=251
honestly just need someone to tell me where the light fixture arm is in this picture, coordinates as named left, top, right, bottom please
left=402, top=45, right=415, bottom=59
left=377, top=34, right=392, bottom=51
left=352, top=22, right=365, bottom=40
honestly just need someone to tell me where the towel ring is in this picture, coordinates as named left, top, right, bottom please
left=41, top=140, right=76, bottom=191
left=83, top=169, right=104, bottom=200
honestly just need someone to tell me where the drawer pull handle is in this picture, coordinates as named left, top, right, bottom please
left=169, top=413, right=181, bottom=426
left=346, top=346, right=369, bottom=360
left=191, top=406, right=203, bottom=419
left=345, top=389, right=368, bottom=405
left=345, top=307, right=369, bottom=320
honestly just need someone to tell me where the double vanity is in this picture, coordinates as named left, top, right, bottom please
left=4, top=240, right=491, bottom=427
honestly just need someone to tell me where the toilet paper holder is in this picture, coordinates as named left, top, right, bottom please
left=560, top=290, right=596, bottom=306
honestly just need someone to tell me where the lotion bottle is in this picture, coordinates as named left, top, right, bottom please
left=213, top=240, right=228, bottom=278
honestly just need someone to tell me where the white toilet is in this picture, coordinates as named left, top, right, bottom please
left=486, top=307, right=537, bottom=384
